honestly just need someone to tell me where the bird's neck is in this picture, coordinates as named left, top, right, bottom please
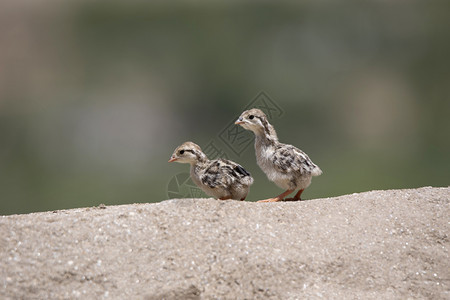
left=254, top=122, right=278, bottom=148
left=190, top=157, right=208, bottom=172
left=191, top=151, right=208, bottom=165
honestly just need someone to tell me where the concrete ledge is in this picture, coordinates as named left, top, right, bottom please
left=1, top=187, right=449, bottom=299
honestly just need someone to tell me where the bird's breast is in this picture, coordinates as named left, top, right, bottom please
left=190, top=165, right=203, bottom=186
left=255, top=145, right=276, bottom=173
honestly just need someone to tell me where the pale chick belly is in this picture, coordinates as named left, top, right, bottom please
left=257, top=156, right=312, bottom=190
left=193, top=177, right=230, bottom=198
left=195, top=180, right=248, bottom=200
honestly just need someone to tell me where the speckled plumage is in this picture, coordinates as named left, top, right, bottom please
left=169, top=142, right=253, bottom=200
left=236, top=108, right=322, bottom=202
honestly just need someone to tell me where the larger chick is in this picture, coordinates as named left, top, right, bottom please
left=168, top=141, right=254, bottom=200
left=235, top=109, right=322, bottom=202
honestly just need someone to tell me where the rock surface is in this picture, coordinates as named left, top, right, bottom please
left=1, top=187, right=449, bottom=299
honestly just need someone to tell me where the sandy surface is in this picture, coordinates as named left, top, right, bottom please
left=0, top=187, right=449, bottom=299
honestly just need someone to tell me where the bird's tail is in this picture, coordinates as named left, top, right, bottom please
left=242, top=175, right=254, bottom=186
left=312, top=166, right=323, bottom=177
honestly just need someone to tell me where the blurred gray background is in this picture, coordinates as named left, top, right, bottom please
left=1, top=1, right=449, bottom=215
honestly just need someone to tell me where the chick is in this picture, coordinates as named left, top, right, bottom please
left=168, top=141, right=254, bottom=200
left=235, top=109, right=322, bottom=202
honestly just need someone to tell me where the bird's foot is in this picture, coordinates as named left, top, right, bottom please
left=257, top=197, right=283, bottom=202
left=283, top=197, right=302, bottom=201
left=257, top=189, right=295, bottom=203
left=283, top=189, right=304, bottom=201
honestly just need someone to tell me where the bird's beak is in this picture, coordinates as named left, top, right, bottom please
left=235, top=117, right=244, bottom=125
left=168, top=156, right=177, bottom=163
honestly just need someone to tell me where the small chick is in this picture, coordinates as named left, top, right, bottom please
left=168, top=141, right=254, bottom=200
left=235, top=108, right=322, bottom=202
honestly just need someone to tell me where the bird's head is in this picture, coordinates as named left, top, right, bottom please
left=234, top=108, right=268, bottom=132
left=235, top=108, right=278, bottom=141
left=168, top=141, right=206, bottom=164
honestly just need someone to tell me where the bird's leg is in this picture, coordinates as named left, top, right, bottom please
left=285, top=189, right=304, bottom=201
left=257, top=189, right=294, bottom=202
left=240, top=197, right=246, bottom=201
left=219, top=196, right=232, bottom=200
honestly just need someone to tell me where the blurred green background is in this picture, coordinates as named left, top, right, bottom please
left=1, top=1, right=449, bottom=215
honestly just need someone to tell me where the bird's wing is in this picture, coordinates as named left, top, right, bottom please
left=200, top=161, right=226, bottom=189
left=220, top=159, right=254, bottom=186
left=271, top=144, right=317, bottom=175
left=200, top=159, right=252, bottom=189
left=221, top=159, right=252, bottom=177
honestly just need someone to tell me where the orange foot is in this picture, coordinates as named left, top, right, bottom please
left=257, top=189, right=294, bottom=203
left=258, top=198, right=283, bottom=203
left=284, top=189, right=304, bottom=201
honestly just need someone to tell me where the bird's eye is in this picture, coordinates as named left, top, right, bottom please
left=179, top=150, right=185, bottom=155
left=249, top=115, right=254, bottom=120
